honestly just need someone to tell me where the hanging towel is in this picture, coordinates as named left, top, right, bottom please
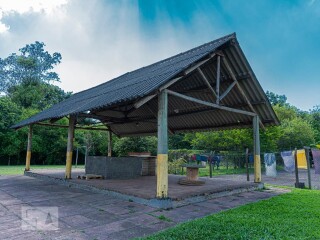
left=311, top=149, right=320, bottom=174
left=281, top=151, right=295, bottom=173
left=296, top=149, right=307, bottom=169
left=264, top=153, right=277, bottom=177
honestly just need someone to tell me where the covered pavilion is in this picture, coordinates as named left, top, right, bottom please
left=13, top=33, right=279, bottom=200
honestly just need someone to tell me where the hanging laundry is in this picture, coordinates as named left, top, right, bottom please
left=248, top=155, right=254, bottom=164
left=311, top=149, right=320, bottom=174
left=200, top=155, right=208, bottom=162
left=281, top=151, right=295, bottom=173
left=264, top=153, right=277, bottom=177
left=296, top=149, right=307, bottom=169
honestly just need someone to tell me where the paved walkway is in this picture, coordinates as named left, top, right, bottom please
left=0, top=175, right=288, bottom=240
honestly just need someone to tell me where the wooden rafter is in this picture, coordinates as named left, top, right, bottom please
left=221, top=57, right=265, bottom=129
left=197, top=68, right=217, bottom=99
left=35, top=122, right=110, bottom=131
left=166, top=89, right=256, bottom=117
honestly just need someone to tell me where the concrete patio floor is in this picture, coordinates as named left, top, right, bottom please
left=0, top=175, right=288, bottom=240
left=24, top=169, right=259, bottom=208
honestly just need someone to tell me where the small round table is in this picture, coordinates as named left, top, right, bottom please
left=178, top=164, right=206, bottom=185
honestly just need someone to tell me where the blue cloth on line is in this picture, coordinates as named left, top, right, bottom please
left=200, top=155, right=208, bottom=162
left=248, top=155, right=254, bottom=164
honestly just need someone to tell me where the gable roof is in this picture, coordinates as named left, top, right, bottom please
left=13, top=33, right=279, bottom=135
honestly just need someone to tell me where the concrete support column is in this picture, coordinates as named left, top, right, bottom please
left=25, top=125, right=33, bottom=171
left=253, top=115, right=261, bottom=183
left=65, top=115, right=76, bottom=179
left=108, top=131, right=112, bottom=157
left=156, top=90, right=168, bottom=198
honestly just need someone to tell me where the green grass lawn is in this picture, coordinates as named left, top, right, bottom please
left=197, top=165, right=254, bottom=177
left=141, top=188, right=320, bottom=240
left=0, top=165, right=84, bottom=175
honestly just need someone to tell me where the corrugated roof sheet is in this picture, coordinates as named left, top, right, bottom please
left=12, top=33, right=279, bottom=135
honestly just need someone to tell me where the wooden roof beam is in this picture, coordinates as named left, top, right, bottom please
left=221, top=57, right=265, bottom=129
left=35, top=122, right=111, bottom=131
left=197, top=68, right=217, bottom=99
left=166, top=89, right=256, bottom=117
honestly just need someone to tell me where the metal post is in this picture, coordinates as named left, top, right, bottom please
left=253, top=115, right=261, bottom=183
left=84, top=146, right=88, bottom=168
left=25, top=125, right=33, bottom=171
left=245, top=148, right=249, bottom=181
left=65, top=115, right=75, bottom=179
left=156, top=90, right=168, bottom=198
left=210, top=162, right=213, bottom=178
left=108, top=131, right=112, bottom=157
left=216, top=55, right=221, bottom=104
left=294, top=148, right=300, bottom=188
left=75, top=147, right=79, bottom=168
left=305, top=147, right=312, bottom=189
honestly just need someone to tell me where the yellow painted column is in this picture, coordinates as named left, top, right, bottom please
left=156, top=154, right=168, bottom=198
left=254, top=155, right=261, bottom=183
left=253, top=115, right=261, bottom=183
left=65, top=115, right=76, bottom=179
left=156, top=90, right=168, bottom=198
left=25, top=125, right=33, bottom=171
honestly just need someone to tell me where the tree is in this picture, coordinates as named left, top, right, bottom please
left=187, top=129, right=252, bottom=152
left=113, top=137, right=157, bottom=156
left=277, top=118, right=315, bottom=150
left=168, top=133, right=191, bottom=149
left=0, top=97, right=23, bottom=164
left=8, top=82, right=71, bottom=110
left=273, top=104, right=297, bottom=122
left=0, top=41, right=61, bottom=93
left=310, top=105, right=320, bottom=143
left=266, top=91, right=287, bottom=106
left=0, top=41, right=69, bottom=165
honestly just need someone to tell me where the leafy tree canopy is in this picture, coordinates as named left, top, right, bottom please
left=0, top=97, right=22, bottom=130
left=8, top=81, right=71, bottom=110
left=266, top=91, right=287, bottom=106
left=0, top=41, right=61, bottom=93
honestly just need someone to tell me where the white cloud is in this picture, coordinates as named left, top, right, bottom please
left=0, top=0, right=227, bottom=96
left=0, top=0, right=68, bottom=33
left=0, top=0, right=68, bottom=13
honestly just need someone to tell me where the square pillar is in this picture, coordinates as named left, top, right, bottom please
left=253, top=115, right=261, bottom=183
left=25, top=125, right=33, bottom=171
left=157, top=90, right=168, bottom=198
left=65, top=115, right=76, bottom=179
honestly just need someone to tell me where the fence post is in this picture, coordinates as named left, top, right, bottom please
left=294, top=148, right=300, bottom=188
left=245, top=148, right=249, bottom=181
left=305, top=147, right=312, bottom=189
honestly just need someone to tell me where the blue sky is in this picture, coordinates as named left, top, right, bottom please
left=0, top=0, right=319, bottom=110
